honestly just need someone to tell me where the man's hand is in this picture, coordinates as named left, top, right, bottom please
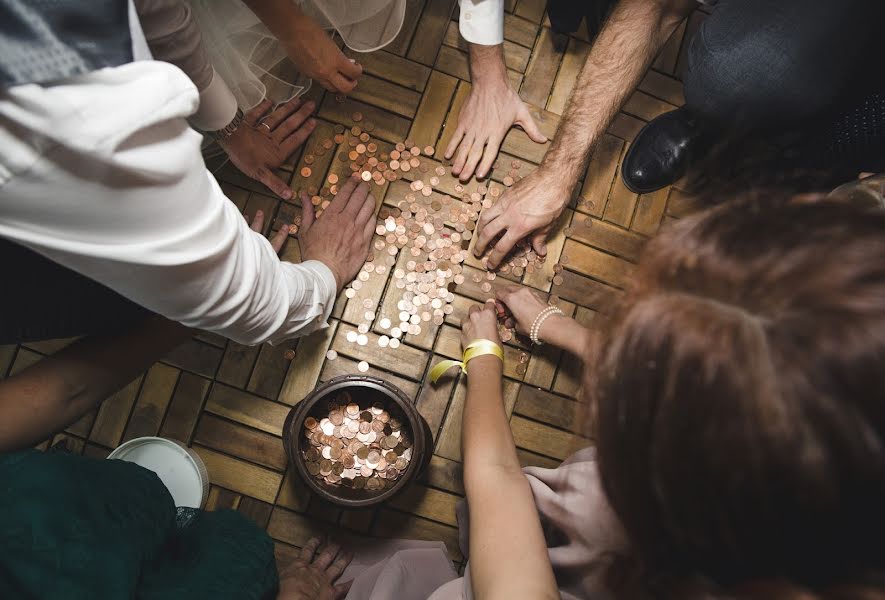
left=445, top=44, right=546, bottom=182
left=221, top=98, right=316, bottom=200
left=277, top=537, right=353, bottom=600
left=298, top=174, right=375, bottom=292
left=245, top=208, right=290, bottom=253
left=284, top=14, right=362, bottom=93
left=474, top=168, right=571, bottom=268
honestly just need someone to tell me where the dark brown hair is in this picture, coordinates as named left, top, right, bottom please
left=592, top=193, right=885, bottom=598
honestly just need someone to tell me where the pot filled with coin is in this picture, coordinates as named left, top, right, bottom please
left=283, top=374, right=432, bottom=507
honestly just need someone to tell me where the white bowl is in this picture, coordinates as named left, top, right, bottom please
left=108, top=437, right=209, bottom=508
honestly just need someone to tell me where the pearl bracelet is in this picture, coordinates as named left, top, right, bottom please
left=530, top=306, right=563, bottom=345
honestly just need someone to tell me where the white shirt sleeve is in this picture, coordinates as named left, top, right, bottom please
left=192, top=68, right=239, bottom=131
left=134, top=0, right=238, bottom=131
left=458, top=0, right=505, bottom=46
left=0, top=61, right=336, bottom=346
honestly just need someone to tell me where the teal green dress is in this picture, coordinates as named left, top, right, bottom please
left=0, top=450, right=279, bottom=599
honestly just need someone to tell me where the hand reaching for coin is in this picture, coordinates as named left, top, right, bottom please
left=298, top=175, right=376, bottom=293
left=283, top=14, right=362, bottom=94
left=221, top=98, right=317, bottom=200
left=496, top=286, right=591, bottom=357
left=277, top=537, right=353, bottom=600
left=461, top=300, right=502, bottom=349
left=494, top=286, right=548, bottom=337
left=474, top=168, right=572, bottom=269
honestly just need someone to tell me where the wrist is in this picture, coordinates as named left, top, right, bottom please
left=327, top=264, right=344, bottom=293
left=304, top=257, right=343, bottom=294
left=538, top=313, right=570, bottom=345
left=466, top=354, right=503, bottom=375
left=541, top=133, right=597, bottom=191
left=468, top=44, right=508, bottom=87
left=535, top=163, right=578, bottom=208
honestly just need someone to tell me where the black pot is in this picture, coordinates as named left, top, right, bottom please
left=283, top=374, right=433, bottom=508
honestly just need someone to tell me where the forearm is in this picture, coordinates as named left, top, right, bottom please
left=462, top=355, right=522, bottom=483
left=543, top=0, right=693, bottom=186
left=242, top=0, right=308, bottom=48
left=0, top=317, right=189, bottom=452
left=136, top=0, right=214, bottom=90
left=468, top=43, right=507, bottom=86
left=135, top=0, right=238, bottom=130
left=463, top=356, right=559, bottom=599
left=1, top=63, right=335, bottom=346
left=540, top=314, right=592, bottom=357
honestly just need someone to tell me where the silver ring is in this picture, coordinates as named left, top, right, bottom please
left=258, top=121, right=272, bottom=132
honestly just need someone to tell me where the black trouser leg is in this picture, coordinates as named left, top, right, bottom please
left=546, top=0, right=618, bottom=38
left=0, top=238, right=149, bottom=344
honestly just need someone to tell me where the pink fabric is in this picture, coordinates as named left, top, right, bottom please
left=341, top=539, right=458, bottom=600
left=346, top=447, right=627, bottom=599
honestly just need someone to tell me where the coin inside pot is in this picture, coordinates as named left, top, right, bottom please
left=284, top=374, right=431, bottom=507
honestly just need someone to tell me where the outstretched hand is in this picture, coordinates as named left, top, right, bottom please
left=445, top=44, right=546, bottom=183
left=277, top=537, right=353, bottom=600
left=298, top=174, right=376, bottom=292
left=445, top=82, right=546, bottom=183
left=221, top=98, right=317, bottom=200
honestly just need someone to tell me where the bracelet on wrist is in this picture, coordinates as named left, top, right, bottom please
left=530, top=306, right=563, bottom=345
left=429, top=339, right=503, bottom=383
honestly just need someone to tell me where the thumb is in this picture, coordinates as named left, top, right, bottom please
left=531, top=229, right=548, bottom=257
left=516, top=105, right=548, bottom=144
left=258, top=167, right=293, bottom=200
left=299, top=192, right=315, bottom=233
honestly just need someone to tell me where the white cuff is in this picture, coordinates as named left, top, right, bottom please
left=302, top=259, right=339, bottom=313
left=189, top=68, right=239, bottom=132
left=458, top=0, right=504, bottom=45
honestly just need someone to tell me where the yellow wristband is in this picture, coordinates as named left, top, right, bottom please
left=429, top=339, right=504, bottom=383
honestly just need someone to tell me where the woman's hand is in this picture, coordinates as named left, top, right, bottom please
left=495, top=286, right=549, bottom=337
left=283, top=15, right=362, bottom=93
left=277, top=537, right=353, bottom=600
left=461, top=300, right=502, bottom=349
left=497, top=285, right=591, bottom=356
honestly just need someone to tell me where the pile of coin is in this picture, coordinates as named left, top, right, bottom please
left=294, top=108, right=562, bottom=370
left=302, top=392, right=412, bottom=492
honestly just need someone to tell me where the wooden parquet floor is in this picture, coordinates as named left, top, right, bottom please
left=1, top=0, right=710, bottom=571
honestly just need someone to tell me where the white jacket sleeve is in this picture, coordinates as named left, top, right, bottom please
left=458, top=0, right=505, bottom=45
left=135, top=0, right=238, bottom=130
left=0, top=61, right=335, bottom=345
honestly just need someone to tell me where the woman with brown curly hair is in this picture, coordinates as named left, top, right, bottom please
left=434, top=193, right=885, bottom=599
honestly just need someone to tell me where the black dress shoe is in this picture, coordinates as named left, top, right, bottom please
left=622, top=107, right=708, bottom=194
